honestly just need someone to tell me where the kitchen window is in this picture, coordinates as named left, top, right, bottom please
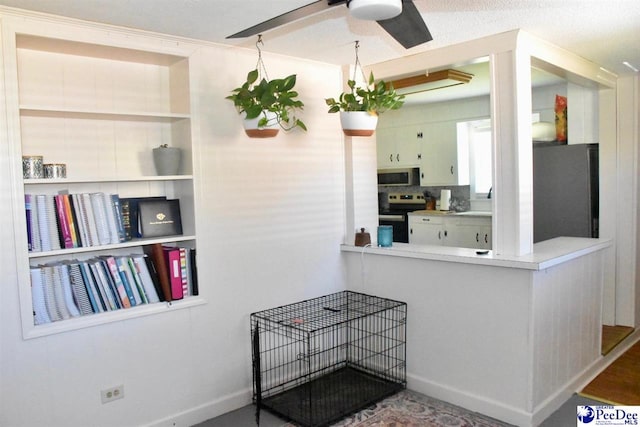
left=458, top=119, right=492, bottom=200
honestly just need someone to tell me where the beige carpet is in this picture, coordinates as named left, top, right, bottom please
left=285, top=390, right=513, bottom=427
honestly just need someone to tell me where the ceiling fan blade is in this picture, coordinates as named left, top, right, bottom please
left=376, top=0, right=432, bottom=49
left=227, top=0, right=346, bottom=39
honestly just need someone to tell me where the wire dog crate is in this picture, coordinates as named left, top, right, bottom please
left=251, top=291, right=407, bottom=427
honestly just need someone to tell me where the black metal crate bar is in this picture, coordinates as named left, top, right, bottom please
left=251, top=291, right=407, bottom=427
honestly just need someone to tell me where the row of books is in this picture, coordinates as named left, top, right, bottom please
left=25, top=192, right=182, bottom=252
left=29, top=244, right=198, bottom=325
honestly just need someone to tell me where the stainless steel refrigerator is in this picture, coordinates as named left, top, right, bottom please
left=533, top=143, right=599, bottom=243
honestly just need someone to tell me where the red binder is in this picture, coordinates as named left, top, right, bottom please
left=54, top=194, right=73, bottom=249
left=162, top=246, right=183, bottom=300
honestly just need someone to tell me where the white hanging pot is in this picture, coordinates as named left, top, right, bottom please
left=340, top=111, right=378, bottom=137
left=243, top=110, right=279, bottom=138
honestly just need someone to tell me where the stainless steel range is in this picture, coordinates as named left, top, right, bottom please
left=378, top=192, right=425, bottom=243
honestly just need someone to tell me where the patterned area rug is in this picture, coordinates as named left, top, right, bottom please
left=285, top=390, right=512, bottom=427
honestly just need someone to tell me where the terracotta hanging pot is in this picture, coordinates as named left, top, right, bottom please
left=243, top=110, right=280, bottom=138
left=340, top=111, right=378, bottom=137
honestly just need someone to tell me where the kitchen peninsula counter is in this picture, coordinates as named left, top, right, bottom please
left=341, top=236, right=611, bottom=427
left=341, top=236, right=611, bottom=270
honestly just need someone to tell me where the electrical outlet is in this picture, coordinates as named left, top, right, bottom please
left=100, top=385, right=124, bottom=404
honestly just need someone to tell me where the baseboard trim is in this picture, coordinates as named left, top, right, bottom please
left=576, top=329, right=640, bottom=391
left=407, top=374, right=532, bottom=427
left=532, top=330, right=640, bottom=425
left=529, top=358, right=603, bottom=426
left=143, top=332, right=640, bottom=427
left=143, top=388, right=252, bottom=427
left=407, top=331, right=640, bottom=427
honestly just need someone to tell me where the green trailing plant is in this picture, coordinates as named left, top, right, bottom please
left=226, top=69, right=307, bottom=131
left=325, top=72, right=405, bottom=115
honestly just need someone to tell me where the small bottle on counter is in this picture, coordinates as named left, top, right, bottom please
left=355, top=228, right=371, bottom=247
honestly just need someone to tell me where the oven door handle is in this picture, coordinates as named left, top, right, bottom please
left=379, top=214, right=405, bottom=222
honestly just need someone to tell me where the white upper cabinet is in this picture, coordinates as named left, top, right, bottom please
left=376, top=125, right=421, bottom=168
left=418, top=121, right=469, bottom=186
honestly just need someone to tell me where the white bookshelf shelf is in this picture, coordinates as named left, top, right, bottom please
left=27, top=235, right=197, bottom=259
left=23, top=175, right=194, bottom=185
left=24, top=296, right=207, bottom=339
left=20, top=105, right=190, bottom=122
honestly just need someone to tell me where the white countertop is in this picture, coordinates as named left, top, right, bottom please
left=341, top=237, right=611, bottom=270
left=408, top=210, right=492, bottom=217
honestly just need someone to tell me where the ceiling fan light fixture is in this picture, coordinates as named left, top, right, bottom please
left=348, top=0, right=402, bottom=21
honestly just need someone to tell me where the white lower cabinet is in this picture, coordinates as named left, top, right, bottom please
left=446, top=216, right=492, bottom=249
left=408, top=215, right=446, bottom=245
left=409, top=214, right=491, bottom=249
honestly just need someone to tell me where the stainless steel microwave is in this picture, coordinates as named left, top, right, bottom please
left=377, top=168, right=419, bottom=186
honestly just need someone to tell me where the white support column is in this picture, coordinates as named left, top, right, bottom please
left=490, top=48, right=533, bottom=256
left=599, top=86, right=618, bottom=325
left=342, top=64, right=379, bottom=245
left=613, top=76, right=639, bottom=327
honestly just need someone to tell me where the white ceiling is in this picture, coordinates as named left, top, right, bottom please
left=0, top=0, right=639, bottom=78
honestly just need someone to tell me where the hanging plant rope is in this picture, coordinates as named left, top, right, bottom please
left=351, top=40, right=368, bottom=89
left=255, top=34, right=270, bottom=83
left=325, top=40, right=405, bottom=119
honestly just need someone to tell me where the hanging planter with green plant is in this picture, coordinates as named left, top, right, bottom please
left=226, top=36, right=307, bottom=138
left=325, top=41, right=405, bottom=137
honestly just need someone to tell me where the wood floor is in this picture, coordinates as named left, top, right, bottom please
left=602, top=325, right=634, bottom=355
left=580, top=327, right=639, bottom=405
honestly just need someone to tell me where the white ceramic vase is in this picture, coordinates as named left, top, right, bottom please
left=339, top=111, right=379, bottom=137
left=152, top=146, right=181, bottom=175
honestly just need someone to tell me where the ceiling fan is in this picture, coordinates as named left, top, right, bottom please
left=226, top=0, right=433, bottom=49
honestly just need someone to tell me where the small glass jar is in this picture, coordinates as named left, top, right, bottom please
left=22, top=155, right=44, bottom=179
left=377, top=226, right=393, bottom=247
left=44, top=163, right=67, bottom=179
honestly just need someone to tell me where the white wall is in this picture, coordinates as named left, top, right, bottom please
left=0, top=12, right=347, bottom=427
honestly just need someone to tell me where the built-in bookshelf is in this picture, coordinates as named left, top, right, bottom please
left=4, top=21, right=204, bottom=339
